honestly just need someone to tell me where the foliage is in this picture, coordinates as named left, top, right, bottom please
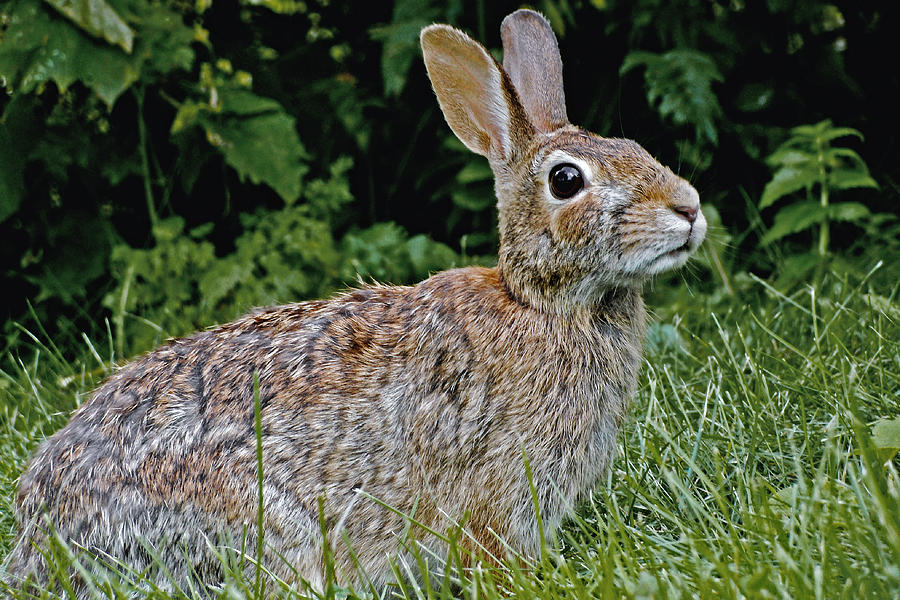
left=759, top=120, right=880, bottom=256
left=370, top=0, right=462, bottom=97
left=170, top=62, right=310, bottom=203
left=620, top=49, right=723, bottom=145
left=103, top=157, right=461, bottom=355
left=1, top=0, right=898, bottom=339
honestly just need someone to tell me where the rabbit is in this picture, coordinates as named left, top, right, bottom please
left=4, top=8, right=706, bottom=597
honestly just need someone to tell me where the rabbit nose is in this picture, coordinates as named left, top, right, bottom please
left=672, top=204, right=698, bottom=223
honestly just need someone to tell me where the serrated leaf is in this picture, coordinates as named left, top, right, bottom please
left=828, top=170, right=878, bottom=191
left=620, top=49, right=722, bottom=144
left=760, top=165, right=819, bottom=208
left=826, top=146, right=867, bottom=166
left=0, top=0, right=194, bottom=106
left=766, top=148, right=814, bottom=168
left=760, top=200, right=822, bottom=245
left=43, top=0, right=135, bottom=52
left=199, top=94, right=308, bottom=202
left=827, top=202, right=870, bottom=222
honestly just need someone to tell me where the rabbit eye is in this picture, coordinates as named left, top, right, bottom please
left=548, top=163, right=584, bottom=199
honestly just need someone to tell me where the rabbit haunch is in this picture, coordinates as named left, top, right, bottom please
left=6, top=8, right=704, bottom=595
left=9, top=268, right=646, bottom=589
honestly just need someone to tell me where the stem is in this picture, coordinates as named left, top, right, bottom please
left=114, top=263, right=134, bottom=360
left=816, top=136, right=829, bottom=256
left=818, top=182, right=829, bottom=257
left=708, top=244, right=734, bottom=296
left=136, top=87, right=159, bottom=233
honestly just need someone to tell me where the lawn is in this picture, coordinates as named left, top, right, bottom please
left=2, top=262, right=897, bottom=599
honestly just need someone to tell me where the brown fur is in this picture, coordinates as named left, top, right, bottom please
left=4, top=9, right=706, bottom=596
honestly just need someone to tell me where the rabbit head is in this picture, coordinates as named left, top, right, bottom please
left=421, top=10, right=706, bottom=310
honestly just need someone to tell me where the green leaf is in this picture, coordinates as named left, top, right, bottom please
left=0, top=0, right=136, bottom=105
left=789, top=120, right=834, bottom=138
left=370, top=20, right=433, bottom=96
left=220, top=88, right=283, bottom=115
left=766, top=148, right=814, bottom=169
left=827, top=202, right=870, bottom=223
left=759, top=165, right=819, bottom=209
left=199, top=90, right=308, bottom=203
left=0, top=0, right=194, bottom=106
left=825, top=146, right=868, bottom=167
left=43, top=0, right=135, bottom=52
left=619, top=51, right=657, bottom=75
left=760, top=200, right=822, bottom=245
left=241, top=0, right=308, bottom=14
left=872, top=417, right=900, bottom=450
left=451, top=190, right=494, bottom=212
left=816, top=125, right=864, bottom=144
left=370, top=0, right=440, bottom=96
left=620, top=49, right=722, bottom=144
left=406, top=234, right=457, bottom=280
left=455, top=161, right=492, bottom=185
left=828, top=170, right=878, bottom=191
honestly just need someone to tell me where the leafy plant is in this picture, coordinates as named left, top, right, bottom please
left=759, top=120, right=879, bottom=256
left=620, top=49, right=723, bottom=145
left=171, top=61, right=310, bottom=204
left=369, top=0, right=459, bottom=97
left=103, top=156, right=463, bottom=356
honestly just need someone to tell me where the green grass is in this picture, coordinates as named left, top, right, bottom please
left=1, top=263, right=899, bottom=598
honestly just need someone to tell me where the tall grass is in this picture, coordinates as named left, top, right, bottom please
left=1, top=264, right=898, bottom=598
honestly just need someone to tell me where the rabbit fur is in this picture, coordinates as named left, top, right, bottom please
left=4, top=8, right=706, bottom=596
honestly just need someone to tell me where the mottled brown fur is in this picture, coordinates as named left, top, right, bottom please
left=4, top=9, right=706, bottom=596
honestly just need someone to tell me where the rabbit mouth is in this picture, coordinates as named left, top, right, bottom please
left=642, top=239, right=695, bottom=275
left=659, top=239, right=693, bottom=261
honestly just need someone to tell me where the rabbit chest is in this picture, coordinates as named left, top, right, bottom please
left=387, top=267, right=647, bottom=547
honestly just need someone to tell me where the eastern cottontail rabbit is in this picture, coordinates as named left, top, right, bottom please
left=5, top=9, right=706, bottom=596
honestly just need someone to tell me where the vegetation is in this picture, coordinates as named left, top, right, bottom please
left=1, top=0, right=898, bottom=597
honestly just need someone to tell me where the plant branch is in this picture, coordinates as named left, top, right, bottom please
left=136, top=86, right=159, bottom=233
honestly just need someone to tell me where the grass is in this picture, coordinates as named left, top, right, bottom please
left=1, top=263, right=898, bottom=598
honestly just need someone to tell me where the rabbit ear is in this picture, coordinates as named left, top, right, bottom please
left=421, top=24, right=534, bottom=161
left=500, top=9, right=569, bottom=133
